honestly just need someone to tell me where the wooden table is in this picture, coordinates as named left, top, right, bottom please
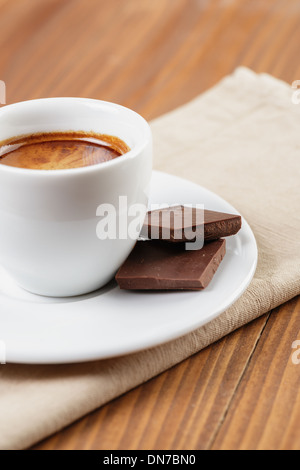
left=1, top=0, right=299, bottom=450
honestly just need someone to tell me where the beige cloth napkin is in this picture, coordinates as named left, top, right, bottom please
left=0, top=67, right=299, bottom=450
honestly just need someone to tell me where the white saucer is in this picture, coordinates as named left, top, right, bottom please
left=0, top=171, right=257, bottom=364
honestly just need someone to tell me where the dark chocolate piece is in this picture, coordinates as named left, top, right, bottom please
left=115, top=239, right=226, bottom=291
left=140, top=206, right=241, bottom=242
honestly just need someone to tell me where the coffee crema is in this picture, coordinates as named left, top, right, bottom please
left=0, top=131, right=130, bottom=170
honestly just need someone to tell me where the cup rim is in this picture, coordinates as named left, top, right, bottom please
left=0, top=97, right=152, bottom=177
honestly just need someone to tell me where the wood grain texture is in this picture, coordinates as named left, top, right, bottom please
left=0, top=0, right=299, bottom=450
left=212, top=296, right=300, bottom=451
left=35, top=314, right=269, bottom=450
left=34, top=299, right=300, bottom=450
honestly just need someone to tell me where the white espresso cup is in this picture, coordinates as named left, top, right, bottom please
left=0, top=98, right=152, bottom=297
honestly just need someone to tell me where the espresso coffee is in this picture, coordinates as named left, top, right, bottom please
left=0, top=131, right=130, bottom=170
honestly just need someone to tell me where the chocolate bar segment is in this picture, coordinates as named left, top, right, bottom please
left=115, top=239, right=226, bottom=291
left=140, top=206, right=241, bottom=242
